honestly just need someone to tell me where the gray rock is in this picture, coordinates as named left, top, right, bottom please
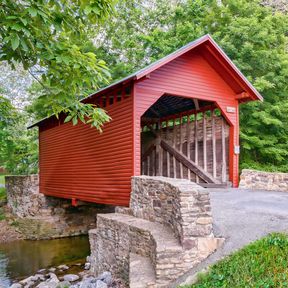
left=57, top=265, right=69, bottom=271
left=49, top=267, right=56, bottom=273
left=36, top=282, right=58, bottom=288
left=81, top=276, right=96, bottom=283
left=24, top=281, right=34, bottom=288
left=86, top=256, right=91, bottom=263
left=97, top=272, right=112, bottom=285
left=19, top=276, right=34, bottom=285
left=56, top=281, right=71, bottom=288
left=78, top=271, right=87, bottom=278
left=63, top=274, right=80, bottom=282
left=84, top=263, right=91, bottom=270
left=33, top=274, right=46, bottom=281
left=78, top=278, right=97, bottom=288
left=47, top=273, right=60, bottom=284
left=69, top=285, right=80, bottom=288
left=95, top=280, right=107, bottom=288
left=38, top=269, right=46, bottom=274
left=10, top=284, right=22, bottom=288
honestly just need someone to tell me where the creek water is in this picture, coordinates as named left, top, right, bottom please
left=0, top=236, right=90, bottom=287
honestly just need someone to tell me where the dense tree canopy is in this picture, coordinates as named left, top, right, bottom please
left=0, top=0, right=115, bottom=129
left=95, top=0, right=288, bottom=171
left=0, top=96, right=37, bottom=174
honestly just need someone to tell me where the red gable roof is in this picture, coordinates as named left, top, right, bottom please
left=29, top=34, right=263, bottom=128
left=83, top=34, right=263, bottom=103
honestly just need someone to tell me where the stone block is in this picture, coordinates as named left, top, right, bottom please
left=197, top=237, right=225, bottom=254
left=239, top=169, right=288, bottom=192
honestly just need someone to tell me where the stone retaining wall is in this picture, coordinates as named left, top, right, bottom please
left=239, top=169, right=288, bottom=192
left=90, top=176, right=223, bottom=287
left=89, top=214, right=156, bottom=286
left=5, top=175, right=114, bottom=239
left=129, top=176, right=213, bottom=247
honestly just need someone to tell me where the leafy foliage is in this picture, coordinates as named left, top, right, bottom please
left=187, top=233, right=288, bottom=287
left=96, top=0, right=288, bottom=171
left=0, top=0, right=115, bottom=128
left=0, top=96, right=38, bottom=174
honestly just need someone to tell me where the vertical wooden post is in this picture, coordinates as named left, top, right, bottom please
left=173, top=118, right=177, bottom=178
left=166, top=120, right=170, bottom=177
left=215, top=102, right=239, bottom=187
left=158, top=120, right=163, bottom=176
left=221, top=117, right=227, bottom=183
left=179, top=117, right=183, bottom=178
left=186, top=115, right=191, bottom=180
left=203, top=112, right=207, bottom=172
left=212, top=110, right=217, bottom=179
left=153, top=148, right=156, bottom=176
left=147, top=155, right=150, bottom=176
left=195, top=112, right=199, bottom=183
left=228, top=106, right=240, bottom=187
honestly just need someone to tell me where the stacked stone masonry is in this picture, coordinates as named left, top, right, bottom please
left=239, top=169, right=288, bottom=192
left=89, top=176, right=223, bottom=288
left=5, top=175, right=114, bottom=239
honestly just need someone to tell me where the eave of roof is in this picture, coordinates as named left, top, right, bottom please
left=28, top=34, right=263, bottom=129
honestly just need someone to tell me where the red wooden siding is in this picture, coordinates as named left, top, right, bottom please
left=39, top=93, right=133, bottom=206
left=34, top=36, right=262, bottom=205
left=133, top=49, right=240, bottom=186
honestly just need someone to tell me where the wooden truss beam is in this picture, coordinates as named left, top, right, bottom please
left=160, top=139, right=220, bottom=184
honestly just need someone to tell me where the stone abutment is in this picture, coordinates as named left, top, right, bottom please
left=5, top=175, right=114, bottom=240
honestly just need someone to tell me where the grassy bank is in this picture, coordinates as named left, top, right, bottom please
left=0, top=175, right=4, bottom=185
left=0, top=187, right=5, bottom=201
left=0, top=175, right=6, bottom=218
left=188, top=233, right=288, bottom=288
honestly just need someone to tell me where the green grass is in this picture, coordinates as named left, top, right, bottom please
left=0, top=175, right=4, bottom=185
left=0, top=187, right=6, bottom=201
left=0, top=175, right=6, bottom=203
left=187, top=233, right=288, bottom=288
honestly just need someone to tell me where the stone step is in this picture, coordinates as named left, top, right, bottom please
left=129, top=253, right=156, bottom=288
left=96, top=213, right=182, bottom=252
left=92, top=213, right=183, bottom=286
left=91, top=213, right=221, bottom=287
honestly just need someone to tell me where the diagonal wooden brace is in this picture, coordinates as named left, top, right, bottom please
left=160, top=139, right=220, bottom=184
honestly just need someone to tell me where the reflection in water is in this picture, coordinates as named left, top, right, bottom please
left=0, top=253, right=10, bottom=287
left=0, top=236, right=90, bottom=287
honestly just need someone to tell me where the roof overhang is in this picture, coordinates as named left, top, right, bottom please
left=28, top=34, right=263, bottom=129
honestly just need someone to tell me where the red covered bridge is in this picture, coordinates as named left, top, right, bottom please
left=30, top=35, right=263, bottom=206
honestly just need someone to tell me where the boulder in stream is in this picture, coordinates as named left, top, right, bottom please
left=10, top=284, right=22, bottom=288
left=63, top=274, right=80, bottom=282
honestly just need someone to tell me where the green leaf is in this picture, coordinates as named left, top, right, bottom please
left=72, top=116, right=78, bottom=126
left=27, top=7, right=38, bottom=17
left=11, top=34, right=20, bottom=50
left=11, top=23, right=23, bottom=31
left=19, top=18, right=28, bottom=26
left=64, top=115, right=73, bottom=123
left=20, top=39, right=29, bottom=51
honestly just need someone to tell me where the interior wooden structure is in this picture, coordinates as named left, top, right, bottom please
left=141, top=94, right=230, bottom=187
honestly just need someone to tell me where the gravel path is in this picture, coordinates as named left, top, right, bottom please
left=172, top=188, right=288, bottom=287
